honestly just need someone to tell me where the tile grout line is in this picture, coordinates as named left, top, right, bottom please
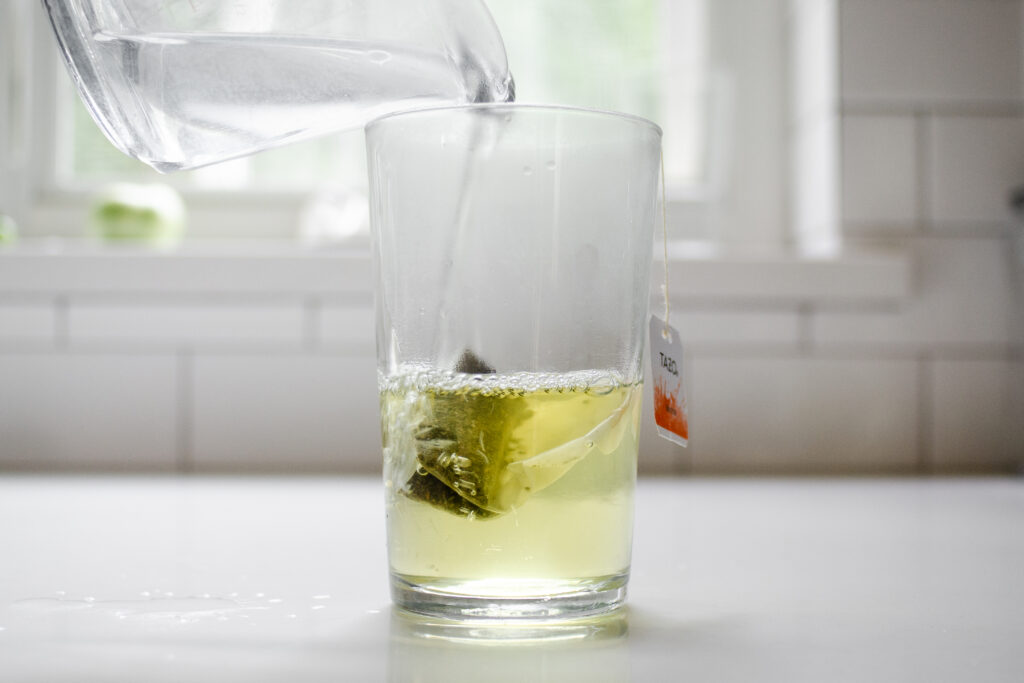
left=915, top=110, right=931, bottom=231
left=917, top=353, right=934, bottom=475
left=177, top=349, right=194, bottom=474
left=54, top=295, right=69, bottom=350
left=798, top=302, right=815, bottom=354
left=304, top=296, right=321, bottom=351
left=840, top=99, right=1024, bottom=118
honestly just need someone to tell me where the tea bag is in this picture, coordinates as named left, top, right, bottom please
left=402, top=349, right=531, bottom=517
left=401, top=350, right=636, bottom=519
left=499, top=389, right=636, bottom=509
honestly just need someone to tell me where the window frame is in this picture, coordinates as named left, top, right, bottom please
left=16, top=0, right=788, bottom=245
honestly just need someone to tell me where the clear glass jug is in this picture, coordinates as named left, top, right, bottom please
left=42, top=0, right=514, bottom=172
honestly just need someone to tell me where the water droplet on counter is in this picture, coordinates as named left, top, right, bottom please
left=312, top=594, right=332, bottom=600
left=367, top=49, right=391, bottom=64
left=522, top=166, right=533, bottom=176
left=311, top=605, right=326, bottom=611
left=545, top=160, right=557, bottom=170
left=11, top=595, right=268, bottom=624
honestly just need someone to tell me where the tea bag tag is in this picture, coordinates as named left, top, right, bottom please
left=648, top=150, right=688, bottom=447
left=649, top=315, right=688, bottom=447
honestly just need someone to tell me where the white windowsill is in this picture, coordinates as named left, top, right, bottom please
left=0, top=239, right=911, bottom=303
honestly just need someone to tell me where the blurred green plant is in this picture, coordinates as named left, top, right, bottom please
left=0, top=214, right=18, bottom=244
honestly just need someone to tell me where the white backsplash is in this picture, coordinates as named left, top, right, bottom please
left=1, top=0, right=1022, bottom=474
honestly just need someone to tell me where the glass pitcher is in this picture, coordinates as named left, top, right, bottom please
left=42, top=0, right=514, bottom=172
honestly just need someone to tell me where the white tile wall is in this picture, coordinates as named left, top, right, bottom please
left=3, top=0, right=1023, bottom=475
left=68, top=301, right=306, bottom=347
left=671, top=308, right=801, bottom=349
left=0, top=249, right=372, bottom=294
left=842, top=115, right=918, bottom=227
left=930, top=116, right=1024, bottom=226
left=931, top=359, right=1024, bottom=471
left=667, top=248, right=908, bottom=303
left=318, top=304, right=375, bottom=347
left=839, top=0, right=1023, bottom=104
left=190, top=353, right=379, bottom=472
left=687, top=356, right=919, bottom=473
left=814, top=238, right=1017, bottom=351
left=0, top=353, right=177, bottom=470
left=0, top=303, right=55, bottom=343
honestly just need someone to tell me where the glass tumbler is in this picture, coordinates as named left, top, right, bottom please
left=367, top=104, right=661, bottom=620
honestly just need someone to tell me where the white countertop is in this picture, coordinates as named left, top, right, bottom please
left=0, top=477, right=1021, bottom=681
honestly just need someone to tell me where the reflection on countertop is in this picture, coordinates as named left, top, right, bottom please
left=1, top=476, right=1022, bottom=682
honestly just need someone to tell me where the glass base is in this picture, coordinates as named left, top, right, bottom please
left=390, top=573, right=629, bottom=621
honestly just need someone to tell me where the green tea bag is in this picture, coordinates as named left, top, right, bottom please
left=401, top=350, right=531, bottom=518
left=404, top=468, right=496, bottom=519
left=500, top=389, right=636, bottom=509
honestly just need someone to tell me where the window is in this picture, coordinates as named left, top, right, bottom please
left=11, top=0, right=787, bottom=244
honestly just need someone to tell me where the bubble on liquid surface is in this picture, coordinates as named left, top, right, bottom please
left=367, top=50, right=391, bottom=64
left=383, top=367, right=634, bottom=396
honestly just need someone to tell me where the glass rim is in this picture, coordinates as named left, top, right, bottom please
left=365, top=102, right=663, bottom=138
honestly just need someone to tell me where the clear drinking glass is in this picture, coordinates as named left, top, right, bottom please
left=368, top=104, right=661, bottom=620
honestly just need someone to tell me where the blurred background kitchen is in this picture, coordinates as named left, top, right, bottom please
left=1, top=0, right=1021, bottom=476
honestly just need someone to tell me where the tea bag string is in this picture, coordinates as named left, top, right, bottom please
left=660, top=149, right=671, bottom=341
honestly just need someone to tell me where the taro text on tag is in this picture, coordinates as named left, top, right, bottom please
left=649, top=315, right=688, bottom=447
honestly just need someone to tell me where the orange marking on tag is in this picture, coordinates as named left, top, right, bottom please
left=653, top=376, right=688, bottom=440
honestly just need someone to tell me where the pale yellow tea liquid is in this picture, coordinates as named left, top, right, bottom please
left=380, top=369, right=641, bottom=603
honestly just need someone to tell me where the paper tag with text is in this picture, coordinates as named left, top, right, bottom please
left=649, top=315, right=689, bottom=447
